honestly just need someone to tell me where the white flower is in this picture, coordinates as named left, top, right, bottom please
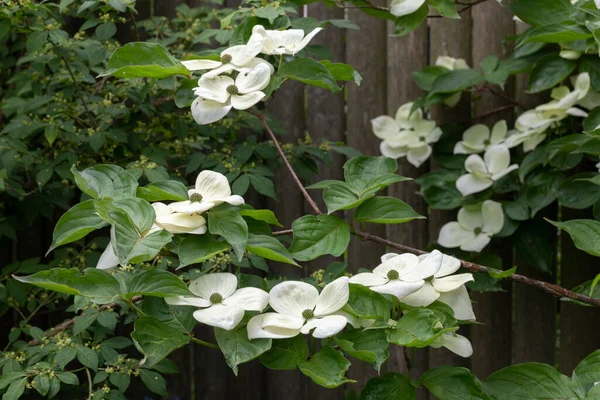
left=506, top=73, right=590, bottom=152
left=247, top=277, right=351, bottom=339
left=435, top=56, right=469, bottom=107
left=182, top=42, right=265, bottom=79
left=166, top=273, right=269, bottom=331
left=454, top=120, right=508, bottom=154
left=249, top=25, right=322, bottom=56
left=153, top=202, right=207, bottom=234
left=400, top=251, right=475, bottom=321
left=190, top=63, right=271, bottom=125
left=437, top=200, right=504, bottom=252
left=430, top=332, right=473, bottom=357
left=455, top=144, right=518, bottom=196
left=169, top=170, right=244, bottom=214
left=372, top=102, right=442, bottom=167
left=349, top=253, right=431, bottom=298
left=390, top=0, right=426, bottom=17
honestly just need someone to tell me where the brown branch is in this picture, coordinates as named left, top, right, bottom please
left=252, top=112, right=323, bottom=215
left=472, top=104, right=515, bottom=122
left=27, top=295, right=143, bottom=346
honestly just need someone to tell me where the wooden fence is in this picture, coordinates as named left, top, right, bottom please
left=4, top=0, right=600, bottom=399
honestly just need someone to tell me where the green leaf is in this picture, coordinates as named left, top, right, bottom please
left=77, top=346, right=98, bottom=370
left=0, top=19, right=11, bottom=42
left=289, top=214, right=351, bottom=261
left=140, top=370, right=168, bottom=397
left=126, top=270, right=191, bottom=299
left=207, top=205, right=248, bottom=262
left=547, top=218, right=600, bottom=257
left=584, top=107, right=600, bottom=135
left=56, top=372, right=79, bottom=386
left=239, top=209, right=282, bottom=226
left=178, top=234, right=232, bottom=268
left=509, top=0, right=574, bottom=26
left=353, top=196, right=425, bottom=224
left=136, top=180, right=188, bottom=202
left=255, top=6, right=280, bottom=23
left=519, top=23, right=592, bottom=45
left=33, top=375, right=50, bottom=396
left=14, top=268, right=121, bottom=302
left=387, top=309, right=454, bottom=348
left=279, top=57, right=340, bottom=93
left=96, top=22, right=117, bottom=40
left=73, top=313, right=97, bottom=335
left=419, top=367, right=489, bottom=400
left=3, top=378, right=26, bottom=400
left=101, top=42, right=190, bottom=79
left=320, top=60, right=362, bottom=86
left=258, top=335, right=309, bottom=370
left=109, top=373, right=130, bottom=393
left=107, top=0, right=127, bottom=11
left=336, top=329, right=388, bottom=372
left=431, top=69, right=484, bottom=94
left=131, top=317, right=190, bottom=367
left=214, top=326, right=272, bottom=376
left=394, top=3, right=428, bottom=36
left=27, top=31, right=48, bottom=52
left=359, top=373, right=415, bottom=400
left=346, top=284, right=390, bottom=321
left=573, top=349, right=600, bottom=395
left=428, top=0, right=459, bottom=18
left=413, top=66, right=448, bottom=91
left=246, top=234, right=298, bottom=266
left=55, top=346, right=78, bottom=368
left=580, top=57, right=600, bottom=92
left=71, top=164, right=138, bottom=200
left=527, top=54, right=576, bottom=93
left=48, top=200, right=108, bottom=253
left=558, top=173, right=600, bottom=209
left=321, top=182, right=364, bottom=213
left=343, top=156, right=398, bottom=194
left=298, top=346, right=356, bottom=388
left=483, top=363, right=577, bottom=399
left=525, top=171, right=565, bottom=217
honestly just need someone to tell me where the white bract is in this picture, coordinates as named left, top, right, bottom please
left=249, top=25, right=322, bottom=55
left=430, top=332, right=473, bottom=358
left=435, top=56, right=469, bottom=107
left=400, top=250, right=475, bottom=321
left=166, top=273, right=269, bottom=330
left=505, top=73, right=590, bottom=152
left=247, top=277, right=351, bottom=339
left=191, top=63, right=271, bottom=125
left=454, top=120, right=508, bottom=154
left=170, top=170, right=244, bottom=214
left=372, top=102, right=442, bottom=167
left=437, top=200, right=504, bottom=252
left=455, top=144, right=518, bottom=196
left=349, top=253, right=432, bottom=299
left=390, top=0, right=425, bottom=17
left=182, top=42, right=264, bottom=79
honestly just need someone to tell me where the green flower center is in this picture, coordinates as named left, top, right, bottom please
left=226, top=85, right=239, bottom=95
left=220, top=54, right=232, bottom=64
left=483, top=139, right=491, bottom=146
left=189, top=192, right=203, bottom=202
left=474, top=227, right=482, bottom=235
left=387, top=270, right=399, bottom=280
left=209, top=293, right=223, bottom=304
left=419, top=136, right=426, bottom=142
left=302, top=309, right=314, bottom=319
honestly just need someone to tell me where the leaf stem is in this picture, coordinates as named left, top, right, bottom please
left=85, top=367, right=93, bottom=400
left=190, top=336, right=220, bottom=349
left=125, top=298, right=147, bottom=317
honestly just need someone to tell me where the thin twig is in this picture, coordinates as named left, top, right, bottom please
left=472, top=104, right=515, bottom=122
left=273, top=229, right=292, bottom=236
left=130, top=10, right=140, bottom=41
left=482, top=86, right=527, bottom=110
left=85, top=368, right=93, bottom=400
left=61, top=56, right=92, bottom=116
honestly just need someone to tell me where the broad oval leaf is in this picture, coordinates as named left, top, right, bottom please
left=360, top=373, right=416, bottom=400
left=101, top=42, right=190, bottom=79
left=419, top=366, right=489, bottom=400
left=343, top=156, right=398, bottom=194
left=298, top=346, right=356, bottom=389
left=387, top=308, right=455, bottom=348
left=177, top=234, right=232, bottom=268
left=509, top=0, right=574, bottom=26
left=279, top=57, right=340, bottom=93
left=431, top=69, right=484, bottom=94
left=354, top=196, right=425, bottom=224
left=258, top=335, right=309, bottom=370
left=214, top=326, right=272, bottom=376
left=126, top=270, right=191, bottom=299
left=336, top=329, right=388, bottom=373
left=288, top=214, right=350, bottom=261
left=527, top=54, right=576, bottom=93
left=131, top=317, right=190, bottom=367
left=136, top=180, right=188, bottom=202
left=71, top=164, right=138, bottom=200
left=547, top=218, right=600, bottom=257
left=246, top=234, right=298, bottom=266
left=207, top=205, right=248, bottom=262
left=48, top=200, right=108, bottom=253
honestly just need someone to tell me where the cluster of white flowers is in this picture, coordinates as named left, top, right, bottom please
left=183, top=25, right=321, bottom=125
left=96, top=170, right=243, bottom=269
left=166, top=250, right=473, bottom=357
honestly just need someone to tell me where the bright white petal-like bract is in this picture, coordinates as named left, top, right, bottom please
left=490, top=120, right=508, bottom=144
left=236, top=64, right=271, bottom=93
left=484, top=145, right=511, bottom=176
left=429, top=251, right=461, bottom=278
left=165, top=296, right=211, bottom=308
left=431, top=273, right=474, bottom=293
left=223, top=287, right=269, bottom=312
left=437, top=222, right=477, bottom=249
left=460, top=233, right=491, bottom=252
left=457, top=206, right=483, bottom=231
left=300, top=315, right=349, bottom=338
left=182, top=59, right=222, bottom=71
left=462, top=124, right=489, bottom=151
left=189, top=273, right=238, bottom=300
left=456, top=174, right=493, bottom=196
left=96, top=244, right=120, bottom=269
left=481, top=200, right=504, bottom=235
left=201, top=63, right=237, bottom=79
left=222, top=43, right=262, bottom=66
left=395, top=102, right=422, bottom=121
left=349, top=272, right=388, bottom=287
left=390, top=0, right=426, bottom=17
left=406, top=145, right=432, bottom=167
left=401, top=252, right=440, bottom=281
left=269, top=281, right=319, bottom=318
left=431, top=333, right=473, bottom=357
left=380, top=141, right=408, bottom=159
left=314, top=277, right=349, bottom=317
left=437, top=285, right=475, bottom=320
left=190, top=97, right=232, bottom=125
left=195, top=75, right=234, bottom=103
left=464, top=154, right=488, bottom=176
left=155, top=209, right=207, bottom=235
left=247, top=313, right=303, bottom=339
left=400, top=282, right=440, bottom=307
left=167, top=200, right=216, bottom=215
left=195, top=170, right=233, bottom=200
left=370, top=280, right=425, bottom=299
left=295, top=28, right=323, bottom=54
left=371, top=116, right=400, bottom=140
left=193, top=304, right=244, bottom=330
left=231, top=92, right=265, bottom=110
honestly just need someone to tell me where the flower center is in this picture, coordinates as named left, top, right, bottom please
left=220, top=54, right=232, bottom=64
left=209, top=293, right=223, bottom=304
left=387, top=270, right=399, bottom=280
left=226, top=85, right=239, bottom=95
left=302, top=309, right=314, bottom=319
left=474, top=227, right=482, bottom=235
left=483, top=139, right=491, bottom=146
left=419, top=136, right=426, bottom=142
left=189, top=192, right=203, bottom=202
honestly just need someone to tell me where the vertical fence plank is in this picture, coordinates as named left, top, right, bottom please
left=385, top=23, right=430, bottom=397
left=345, top=5, right=388, bottom=393
left=468, top=1, right=515, bottom=379
left=428, top=10, right=473, bottom=374
left=559, top=208, right=600, bottom=373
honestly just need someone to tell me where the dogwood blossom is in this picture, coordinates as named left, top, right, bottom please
left=506, top=73, right=590, bottom=152
left=169, top=170, right=244, bottom=214
left=437, top=200, right=504, bottom=252
left=430, top=332, right=473, bottom=357
left=247, top=277, right=351, bottom=339
left=249, top=25, right=322, bottom=56
left=349, top=253, right=431, bottom=299
left=372, top=102, right=442, bottom=167
left=166, top=273, right=269, bottom=330
left=456, top=144, right=518, bottom=196
left=389, top=0, right=425, bottom=17
left=400, top=250, right=475, bottom=321
left=435, top=56, right=470, bottom=107
left=182, top=41, right=264, bottom=79
left=454, top=120, right=508, bottom=154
